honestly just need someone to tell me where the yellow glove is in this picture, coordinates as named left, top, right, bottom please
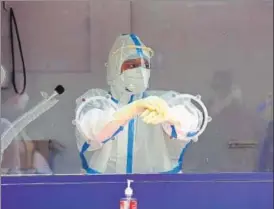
left=113, top=96, right=179, bottom=126
left=139, top=96, right=170, bottom=125
left=140, top=109, right=165, bottom=124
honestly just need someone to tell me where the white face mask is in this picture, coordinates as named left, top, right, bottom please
left=121, top=67, right=150, bottom=94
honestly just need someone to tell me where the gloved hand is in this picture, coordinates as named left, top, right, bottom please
left=141, top=109, right=166, bottom=124
left=139, top=96, right=175, bottom=125
left=113, top=96, right=180, bottom=126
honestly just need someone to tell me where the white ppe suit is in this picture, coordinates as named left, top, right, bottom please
left=74, top=34, right=210, bottom=174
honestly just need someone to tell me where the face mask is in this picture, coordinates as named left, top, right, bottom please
left=121, top=67, right=150, bottom=94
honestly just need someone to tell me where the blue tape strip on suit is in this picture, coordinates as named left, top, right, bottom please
left=126, top=94, right=135, bottom=173
left=130, top=34, right=144, bottom=57
left=80, top=90, right=147, bottom=174
left=161, top=141, right=192, bottom=174
left=168, top=125, right=197, bottom=173
left=80, top=126, right=124, bottom=174
left=125, top=34, right=145, bottom=174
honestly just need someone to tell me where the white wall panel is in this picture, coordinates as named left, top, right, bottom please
left=3, top=1, right=91, bottom=73
left=89, top=0, right=131, bottom=76
left=132, top=0, right=273, bottom=107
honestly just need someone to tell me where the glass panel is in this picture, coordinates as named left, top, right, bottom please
left=1, top=0, right=272, bottom=175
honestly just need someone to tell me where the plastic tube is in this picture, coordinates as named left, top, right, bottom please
left=1, top=98, right=58, bottom=155
left=1, top=85, right=65, bottom=156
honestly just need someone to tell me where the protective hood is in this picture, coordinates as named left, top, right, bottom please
left=106, top=34, right=154, bottom=103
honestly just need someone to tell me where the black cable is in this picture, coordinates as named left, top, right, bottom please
left=9, top=7, right=27, bottom=95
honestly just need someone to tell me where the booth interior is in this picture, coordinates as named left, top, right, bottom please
left=1, top=1, right=273, bottom=208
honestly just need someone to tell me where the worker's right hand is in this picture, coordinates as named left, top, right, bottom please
left=112, top=96, right=171, bottom=123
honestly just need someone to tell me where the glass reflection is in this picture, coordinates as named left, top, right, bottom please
left=1, top=0, right=272, bottom=175
left=184, top=71, right=272, bottom=172
left=1, top=86, right=65, bottom=175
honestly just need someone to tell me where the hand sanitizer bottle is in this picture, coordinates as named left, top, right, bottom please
left=120, top=179, right=137, bottom=209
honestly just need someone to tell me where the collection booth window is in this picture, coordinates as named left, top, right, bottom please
left=1, top=1, right=272, bottom=209
left=1, top=0, right=272, bottom=175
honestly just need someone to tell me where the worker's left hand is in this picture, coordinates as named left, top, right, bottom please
left=140, top=109, right=166, bottom=124
left=139, top=96, right=178, bottom=125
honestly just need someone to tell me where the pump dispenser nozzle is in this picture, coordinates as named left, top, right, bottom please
left=125, top=179, right=134, bottom=197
